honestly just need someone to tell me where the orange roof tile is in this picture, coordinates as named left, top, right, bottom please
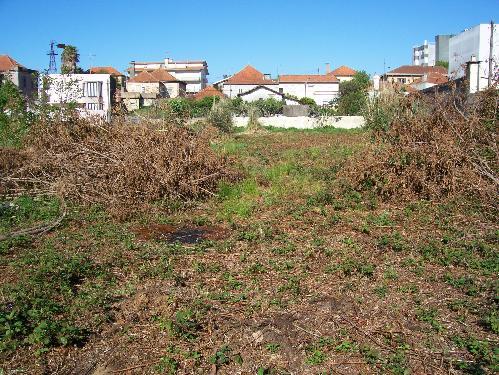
left=279, top=74, right=339, bottom=83
left=90, top=66, right=124, bottom=76
left=193, top=86, right=226, bottom=100
left=225, top=65, right=277, bottom=85
left=0, top=55, right=23, bottom=71
left=330, top=65, right=356, bottom=76
left=150, top=68, right=178, bottom=82
left=128, top=68, right=178, bottom=83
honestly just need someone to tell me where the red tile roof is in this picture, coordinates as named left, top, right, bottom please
left=387, top=65, right=447, bottom=75
left=0, top=55, right=23, bottom=71
left=90, top=66, right=124, bottom=76
left=193, top=86, right=226, bottom=100
left=151, top=68, right=179, bottom=82
left=330, top=65, right=356, bottom=76
left=128, top=69, right=179, bottom=83
left=225, top=65, right=277, bottom=85
left=279, top=74, right=339, bottom=83
left=415, top=71, right=449, bottom=84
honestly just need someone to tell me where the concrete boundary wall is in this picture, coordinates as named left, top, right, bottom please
left=233, top=115, right=365, bottom=129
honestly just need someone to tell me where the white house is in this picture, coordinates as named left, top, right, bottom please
left=237, top=85, right=299, bottom=104
left=278, top=74, right=339, bottom=105
left=42, top=74, right=112, bottom=120
left=127, top=69, right=186, bottom=98
left=221, top=65, right=278, bottom=98
left=128, top=58, right=208, bottom=94
left=412, top=40, right=436, bottom=66
left=328, top=66, right=356, bottom=82
left=449, top=23, right=498, bottom=92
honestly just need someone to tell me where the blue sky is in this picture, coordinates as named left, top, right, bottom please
left=1, top=0, right=497, bottom=82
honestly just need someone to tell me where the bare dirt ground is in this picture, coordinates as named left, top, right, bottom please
left=1, top=128, right=497, bottom=374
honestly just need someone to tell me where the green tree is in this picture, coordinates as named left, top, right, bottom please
left=0, top=80, right=31, bottom=147
left=435, top=60, right=449, bottom=69
left=336, top=71, right=370, bottom=115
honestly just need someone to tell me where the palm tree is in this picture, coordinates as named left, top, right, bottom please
left=61, top=45, right=79, bottom=74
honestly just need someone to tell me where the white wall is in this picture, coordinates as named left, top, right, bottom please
left=279, top=82, right=339, bottom=105
left=239, top=87, right=282, bottom=102
left=232, top=115, right=364, bottom=129
left=43, top=74, right=111, bottom=120
left=169, top=70, right=205, bottom=93
left=449, top=23, right=498, bottom=91
left=336, top=76, right=354, bottom=82
left=223, top=84, right=277, bottom=98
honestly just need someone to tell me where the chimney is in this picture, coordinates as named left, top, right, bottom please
left=373, top=74, right=380, bottom=91
left=129, top=61, right=136, bottom=78
left=325, top=63, right=331, bottom=74
left=466, top=54, right=480, bottom=94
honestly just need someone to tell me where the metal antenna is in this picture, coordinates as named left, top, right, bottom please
left=47, top=41, right=58, bottom=74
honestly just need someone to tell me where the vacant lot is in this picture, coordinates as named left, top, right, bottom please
left=1, top=127, right=497, bottom=374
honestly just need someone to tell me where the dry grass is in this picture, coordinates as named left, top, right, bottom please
left=1, top=118, right=497, bottom=374
left=344, top=87, right=498, bottom=209
left=0, top=116, right=239, bottom=218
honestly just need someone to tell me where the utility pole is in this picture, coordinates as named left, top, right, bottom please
left=488, top=20, right=494, bottom=88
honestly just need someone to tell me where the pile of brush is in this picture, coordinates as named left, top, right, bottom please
left=0, top=115, right=239, bottom=218
left=342, top=86, right=498, bottom=209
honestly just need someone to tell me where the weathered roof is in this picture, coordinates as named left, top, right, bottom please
left=193, top=86, right=226, bottom=100
left=225, top=65, right=277, bottom=85
left=387, top=65, right=447, bottom=76
left=90, top=66, right=124, bottom=76
left=330, top=65, right=356, bottom=76
left=412, top=71, right=449, bottom=85
left=279, top=74, right=339, bottom=83
left=128, top=69, right=179, bottom=83
left=0, top=55, right=23, bottom=71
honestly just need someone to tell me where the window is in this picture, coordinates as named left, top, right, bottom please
left=86, top=103, right=103, bottom=110
left=83, top=81, right=102, bottom=97
left=279, top=88, right=283, bottom=93
left=397, top=78, right=406, bottom=83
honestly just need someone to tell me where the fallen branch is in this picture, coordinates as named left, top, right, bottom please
left=0, top=199, right=66, bottom=242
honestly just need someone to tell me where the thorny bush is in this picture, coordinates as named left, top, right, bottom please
left=0, top=114, right=240, bottom=218
left=342, top=86, right=498, bottom=209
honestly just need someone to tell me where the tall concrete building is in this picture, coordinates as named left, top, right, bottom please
left=412, top=40, right=436, bottom=66
left=449, top=23, right=498, bottom=91
left=435, top=34, right=454, bottom=63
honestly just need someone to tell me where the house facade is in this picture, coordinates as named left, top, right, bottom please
left=126, top=69, right=186, bottom=98
left=221, top=65, right=340, bottom=105
left=123, top=69, right=186, bottom=111
left=42, top=74, right=112, bottom=120
left=407, top=71, right=449, bottom=91
left=328, top=66, right=356, bottom=82
left=90, top=66, right=125, bottom=103
left=237, top=85, right=298, bottom=105
left=383, top=65, right=447, bottom=85
left=279, top=74, right=339, bottom=105
left=449, top=23, right=498, bottom=91
left=221, top=65, right=278, bottom=98
left=128, top=58, right=208, bottom=94
left=0, top=55, right=38, bottom=98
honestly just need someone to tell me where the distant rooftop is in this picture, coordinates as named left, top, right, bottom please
left=90, top=66, right=124, bottom=76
